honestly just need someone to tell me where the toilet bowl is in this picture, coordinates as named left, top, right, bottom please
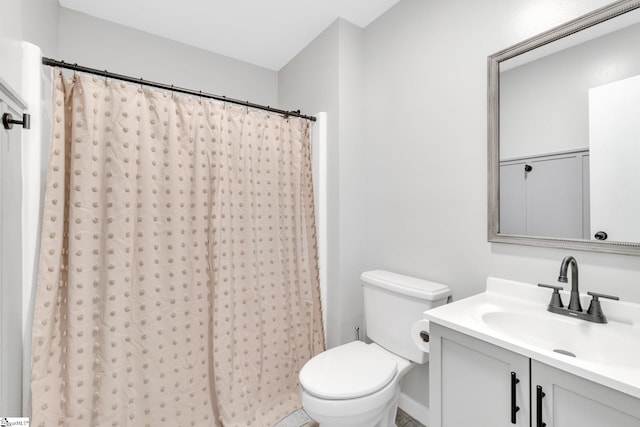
left=300, top=341, right=412, bottom=427
left=299, top=270, right=451, bottom=427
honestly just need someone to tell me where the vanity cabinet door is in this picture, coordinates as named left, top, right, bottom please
left=532, top=360, right=640, bottom=427
left=430, top=324, right=530, bottom=427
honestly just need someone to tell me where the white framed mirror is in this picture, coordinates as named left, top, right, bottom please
left=488, top=0, right=640, bottom=255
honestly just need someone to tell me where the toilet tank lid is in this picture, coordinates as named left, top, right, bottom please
left=360, top=270, right=451, bottom=301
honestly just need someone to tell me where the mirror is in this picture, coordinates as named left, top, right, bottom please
left=488, top=0, right=640, bottom=255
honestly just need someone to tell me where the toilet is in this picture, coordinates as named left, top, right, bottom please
left=299, top=270, right=451, bottom=427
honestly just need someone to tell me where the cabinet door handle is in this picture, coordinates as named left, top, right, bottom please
left=510, top=372, right=520, bottom=424
left=536, top=385, right=546, bottom=427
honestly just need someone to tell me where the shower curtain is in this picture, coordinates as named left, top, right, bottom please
left=31, top=72, right=325, bottom=427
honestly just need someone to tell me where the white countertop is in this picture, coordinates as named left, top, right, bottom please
left=423, top=277, right=640, bottom=399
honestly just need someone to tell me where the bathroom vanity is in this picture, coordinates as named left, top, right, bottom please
left=424, top=278, right=640, bottom=427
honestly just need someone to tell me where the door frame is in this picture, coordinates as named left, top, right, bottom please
left=1, top=74, right=28, bottom=416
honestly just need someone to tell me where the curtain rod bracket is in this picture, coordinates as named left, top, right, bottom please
left=3, top=112, right=31, bottom=130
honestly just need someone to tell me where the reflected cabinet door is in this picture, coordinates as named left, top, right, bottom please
left=499, top=162, right=527, bottom=235
left=500, top=152, right=588, bottom=239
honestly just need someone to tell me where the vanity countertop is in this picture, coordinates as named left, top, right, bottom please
left=423, top=277, right=640, bottom=399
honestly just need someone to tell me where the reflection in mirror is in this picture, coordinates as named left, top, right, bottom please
left=488, top=0, right=640, bottom=254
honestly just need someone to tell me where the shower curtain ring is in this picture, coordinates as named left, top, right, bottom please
left=103, top=70, right=108, bottom=86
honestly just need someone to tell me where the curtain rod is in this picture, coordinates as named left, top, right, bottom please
left=42, top=57, right=316, bottom=122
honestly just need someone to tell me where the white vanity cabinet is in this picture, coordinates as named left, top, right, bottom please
left=430, top=323, right=640, bottom=427
left=533, top=360, right=640, bottom=427
left=429, top=323, right=530, bottom=427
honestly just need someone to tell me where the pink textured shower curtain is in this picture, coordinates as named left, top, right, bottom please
left=31, top=72, right=324, bottom=427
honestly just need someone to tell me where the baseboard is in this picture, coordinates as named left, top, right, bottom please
left=398, top=392, right=429, bottom=426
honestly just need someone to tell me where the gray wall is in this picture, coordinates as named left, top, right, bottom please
left=58, top=8, right=278, bottom=106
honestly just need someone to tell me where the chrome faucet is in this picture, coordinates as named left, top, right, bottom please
left=538, top=256, right=620, bottom=323
left=558, top=256, right=581, bottom=312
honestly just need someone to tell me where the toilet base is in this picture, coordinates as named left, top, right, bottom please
left=305, top=388, right=401, bottom=427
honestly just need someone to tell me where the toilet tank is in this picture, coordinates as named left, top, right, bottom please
left=361, top=270, right=451, bottom=363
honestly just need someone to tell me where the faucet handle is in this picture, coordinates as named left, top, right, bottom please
left=538, top=283, right=563, bottom=291
left=586, top=292, right=619, bottom=323
left=586, top=291, right=620, bottom=302
left=538, top=283, right=564, bottom=308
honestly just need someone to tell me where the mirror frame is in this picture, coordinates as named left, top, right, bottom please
left=488, top=0, right=640, bottom=255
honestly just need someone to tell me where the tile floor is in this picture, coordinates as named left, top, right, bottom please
left=395, top=408, right=426, bottom=427
left=275, top=408, right=425, bottom=427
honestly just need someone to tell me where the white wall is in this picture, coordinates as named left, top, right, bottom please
left=279, top=19, right=367, bottom=348
left=0, top=1, right=22, bottom=44
left=58, top=8, right=278, bottom=106
left=0, top=0, right=59, bottom=57
left=365, top=0, right=640, bottom=416
left=501, top=22, right=640, bottom=159
left=278, top=19, right=365, bottom=347
left=335, top=22, right=367, bottom=346
left=280, top=0, right=640, bottom=419
left=363, top=0, right=640, bottom=307
left=2, top=4, right=278, bottom=106
left=365, top=4, right=640, bottom=415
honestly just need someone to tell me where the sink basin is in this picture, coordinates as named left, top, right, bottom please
left=424, top=277, right=640, bottom=399
left=481, top=311, right=640, bottom=368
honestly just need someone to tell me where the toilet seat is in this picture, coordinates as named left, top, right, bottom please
left=299, top=341, right=397, bottom=400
